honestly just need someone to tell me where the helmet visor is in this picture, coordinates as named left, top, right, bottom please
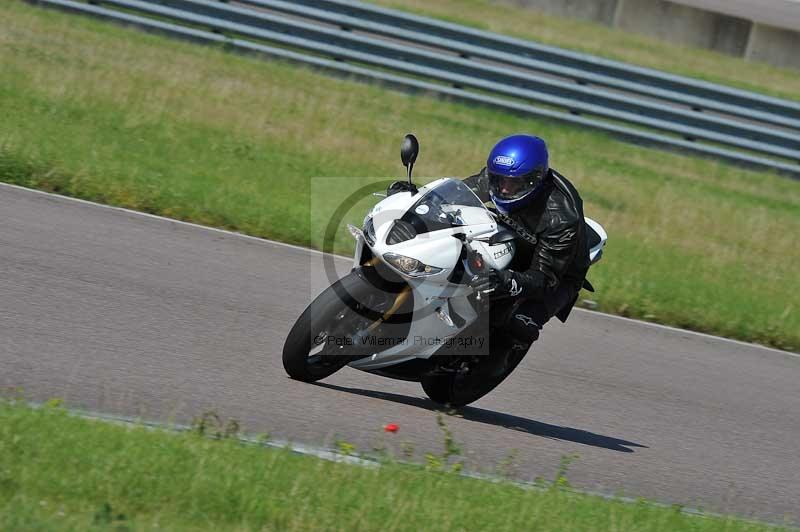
left=488, top=167, right=545, bottom=201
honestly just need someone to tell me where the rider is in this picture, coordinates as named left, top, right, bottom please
left=464, top=134, right=591, bottom=359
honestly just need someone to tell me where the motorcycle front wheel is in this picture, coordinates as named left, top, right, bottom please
left=282, top=271, right=405, bottom=382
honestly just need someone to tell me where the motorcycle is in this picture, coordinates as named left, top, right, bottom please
left=283, top=135, right=607, bottom=406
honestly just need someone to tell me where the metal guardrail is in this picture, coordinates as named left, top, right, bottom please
left=29, top=0, right=800, bottom=177
left=168, top=0, right=799, bottom=156
left=293, top=0, right=800, bottom=123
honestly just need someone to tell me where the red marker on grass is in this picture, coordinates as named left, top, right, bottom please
left=384, top=423, right=399, bottom=433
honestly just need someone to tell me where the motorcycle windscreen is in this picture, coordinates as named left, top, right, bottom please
left=399, top=179, right=489, bottom=236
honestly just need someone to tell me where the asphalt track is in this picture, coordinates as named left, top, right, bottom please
left=2, top=183, right=798, bottom=524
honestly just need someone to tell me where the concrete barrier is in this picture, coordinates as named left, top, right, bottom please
left=494, top=0, right=800, bottom=70
left=746, top=23, right=800, bottom=70
left=613, top=0, right=751, bottom=56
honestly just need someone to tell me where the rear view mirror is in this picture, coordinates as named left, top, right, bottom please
left=401, top=134, right=419, bottom=168
left=400, top=134, right=419, bottom=182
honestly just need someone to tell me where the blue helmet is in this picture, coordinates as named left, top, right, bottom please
left=487, top=135, right=549, bottom=214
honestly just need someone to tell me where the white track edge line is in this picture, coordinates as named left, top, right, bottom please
left=2, top=181, right=796, bottom=358
left=572, top=308, right=798, bottom=357
left=70, top=405, right=379, bottom=468
left=0, top=181, right=329, bottom=257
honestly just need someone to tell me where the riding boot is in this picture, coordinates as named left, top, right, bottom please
left=487, top=336, right=532, bottom=379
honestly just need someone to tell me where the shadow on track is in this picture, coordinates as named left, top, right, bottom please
left=314, top=382, right=647, bottom=453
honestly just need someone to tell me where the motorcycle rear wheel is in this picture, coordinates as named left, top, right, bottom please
left=420, top=346, right=528, bottom=407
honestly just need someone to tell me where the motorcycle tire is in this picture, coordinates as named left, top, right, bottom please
left=282, top=271, right=398, bottom=382
left=420, top=345, right=528, bottom=407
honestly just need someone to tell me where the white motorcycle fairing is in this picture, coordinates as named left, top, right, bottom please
left=347, top=178, right=514, bottom=371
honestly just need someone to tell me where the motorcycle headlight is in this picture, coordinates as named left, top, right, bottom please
left=383, top=253, right=443, bottom=277
left=362, top=217, right=376, bottom=246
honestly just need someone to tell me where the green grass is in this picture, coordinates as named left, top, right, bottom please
left=1, top=1, right=798, bottom=351
left=374, top=0, right=800, bottom=101
left=0, top=401, right=789, bottom=531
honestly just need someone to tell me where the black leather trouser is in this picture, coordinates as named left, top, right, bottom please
left=502, top=282, right=578, bottom=347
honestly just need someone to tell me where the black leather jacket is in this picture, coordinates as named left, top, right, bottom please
left=464, top=167, right=591, bottom=319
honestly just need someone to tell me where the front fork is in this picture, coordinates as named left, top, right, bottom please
left=352, top=243, right=414, bottom=333
left=366, top=285, right=411, bottom=332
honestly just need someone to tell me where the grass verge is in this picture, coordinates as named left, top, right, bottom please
left=1, top=1, right=798, bottom=350
left=374, top=0, right=800, bottom=101
left=0, top=401, right=789, bottom=531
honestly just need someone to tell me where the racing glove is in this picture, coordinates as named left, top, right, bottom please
left=469, top=269, right=513, bottom=295
left=471, top=269, right=546, bottom=298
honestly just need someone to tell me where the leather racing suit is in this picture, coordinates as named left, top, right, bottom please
left=463, top=167, right=591, bottom=347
